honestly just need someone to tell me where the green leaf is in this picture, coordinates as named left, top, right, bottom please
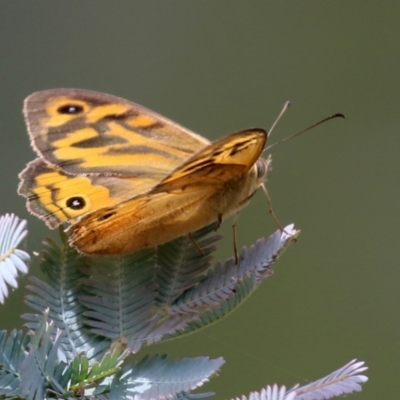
left=68, top=348, right=122, bottom=393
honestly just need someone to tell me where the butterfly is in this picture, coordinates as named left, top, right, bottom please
left=18, top=89, right=270, bottom=255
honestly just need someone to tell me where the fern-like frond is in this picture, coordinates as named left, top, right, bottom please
left=156, top=223, right=221, bottom=307
left=233, top=384, right=297, bottom=400
left=142, top=226, right=297, bottom=341
left=287, top=359, right=368, bottom=399
left=0, top=329, right=29, bottom=396
left=23, top=233, right=110, bottom=363
left=79, top=226, right=223, bottom=353
left=232, top=359, right=367, bottom=400
left=248, top=224, right=299, bottom=282
left=139, top=314, right=195, bottom=348
left=169, top=226, right=298, bottom=317
left=79, top=249, right=159, bottom=353
left=19, top=311, right=65, bottom=400
left=0, top=213, right=30, bottom=303
left=110, top=354, right=224, bottom=400
left=166, top=274, right=256, bottom=338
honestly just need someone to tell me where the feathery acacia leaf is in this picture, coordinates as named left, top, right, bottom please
left=19, top=311, right=64, bottom=400
left=0, top=214, right=30, bottom=303
left=79, top=249, right=159, bottom=353
left=156, top=223, right=221, bottom=307
left=110, top=354, right=224, bottom=400
left=164, top=226, right=298, bottom=338
left=234, top=359, right=368, bottom=400
left=287, top=359, right=368, bottom=399
left=172, top=225, right=298, bottom=314
left=23, top=233, right=110, bottom=363
left=0, top=329, right=29, bottom=396
left=79, top=225, right=224, bottom=352
left=0, top=214, right=368, bottom=399
left=233, top=384, right=297, bottom=400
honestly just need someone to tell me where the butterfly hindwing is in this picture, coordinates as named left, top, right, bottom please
left=18, top=158, right=153, bottom=228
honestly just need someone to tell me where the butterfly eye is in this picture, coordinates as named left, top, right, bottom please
left=255, top=159, right=268, bottom=180
left=57, top=104, right=84, bottom=115
left=66, top=196, right=86, bottom=210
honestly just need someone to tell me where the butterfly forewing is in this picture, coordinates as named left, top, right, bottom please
left=20, top=89, right=212, bottom=227
left=24, top=89, right=209, bottom=177
left=161, top=129, right=267, bottom=184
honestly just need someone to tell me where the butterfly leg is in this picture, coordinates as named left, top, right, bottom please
left=260, top=183, right=294, bottom=238
left=215, top=214, right=223, bottom=230
left=188, top=232, right=205, bottom=256
left=232, top=212, right=239, bottom=264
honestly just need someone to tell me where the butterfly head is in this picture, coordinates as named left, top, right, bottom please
left=254, top=155, right=271, bottom=183
left=249, top=155, right=272, bottom=192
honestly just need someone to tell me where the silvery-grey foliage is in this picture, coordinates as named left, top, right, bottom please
left=0, top=213, right=30, bottom=303
left=0, top=214, right=368, bottom=399
left=234, top=359, right=368, bottom=400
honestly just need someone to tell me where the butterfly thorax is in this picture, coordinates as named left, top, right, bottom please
left=208, top=155, right=271, bottom=218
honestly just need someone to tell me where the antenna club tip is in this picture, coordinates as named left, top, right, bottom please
left=333, top=113, right=346, bottom=119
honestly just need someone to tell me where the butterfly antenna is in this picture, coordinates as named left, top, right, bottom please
left=265, top=112, right=346, bottom=152
left=267, top=101, right=291, bottom=139
left=260, top=106, right=344, bottom=235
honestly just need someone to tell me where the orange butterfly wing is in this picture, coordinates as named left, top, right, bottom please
left=69, top=129, right=267, bottom=254
left=20, top=89, right=210, bottom=227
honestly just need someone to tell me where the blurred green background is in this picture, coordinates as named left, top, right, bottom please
left=0, top=2, right=398, bottom=398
